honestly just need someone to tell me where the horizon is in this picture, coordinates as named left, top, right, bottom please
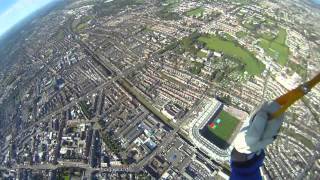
left=0, top=0, right=55, bottom=37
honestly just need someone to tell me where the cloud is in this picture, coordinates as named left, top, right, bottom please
left=0, top=0, right=54, bottom=36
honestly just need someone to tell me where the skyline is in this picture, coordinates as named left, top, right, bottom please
left=0, top=0, right=54, bottom=36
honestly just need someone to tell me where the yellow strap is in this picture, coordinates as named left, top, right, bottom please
left=271, top=73, right=320, bottom=119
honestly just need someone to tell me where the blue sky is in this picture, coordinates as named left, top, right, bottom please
left=0, top=0, right=54, bottom=36
left=313, top=0, right=320, bottom=4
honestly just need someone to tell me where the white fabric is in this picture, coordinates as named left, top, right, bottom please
left=232, top=101, right=284, bottom=154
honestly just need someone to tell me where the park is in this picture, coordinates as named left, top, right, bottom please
left=197, top=34, right=265, bottom=75
left=259, top=28, right=289, bottom=65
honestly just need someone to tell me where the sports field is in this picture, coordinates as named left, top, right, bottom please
left=198, top=35, right=265, bottom=75
left=207, top=110, right=240, bottom=141
left=259, top=28, right=289, bottom=65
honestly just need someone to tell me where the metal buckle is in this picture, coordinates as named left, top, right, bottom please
left=300, top=83, right=310, bottom=94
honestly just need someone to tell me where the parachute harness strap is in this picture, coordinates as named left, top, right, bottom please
left=270, top=73, right=320, bottom=119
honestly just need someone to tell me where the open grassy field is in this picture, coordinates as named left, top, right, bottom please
left=185, top=7, right=204, bottom=17
left=198, top=35, right=265, bottom=75
left=135, top=0, right=145, bottom=3
left=232, top=0, right=252, bottom=4
left=260, top=32, right=275, bottom=41
left=56, top=29, right=65, bottom=41
left=288, top=61, right=307, bottom=78
left=259, top=28, right=289, bottom=65
left=207, top=110, right=240, bottom=141
left=72, top=15, right=93, bottom=32
left=162, top=0, right=180, bottom=5
left=236, top=31, right=247, bottom=38
left=243, top=22, right=257, bottom=31
left=196, top=50, right=207, bottom=58
left=76, top=23, right=88, bottom=31
left=274, top=28, right=287, bottom=44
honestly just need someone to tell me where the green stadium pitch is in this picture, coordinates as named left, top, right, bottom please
left=208, top=111, right=239, bottom=141
left=200, top=110, right=240, bottom=149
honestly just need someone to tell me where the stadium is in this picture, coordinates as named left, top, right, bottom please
left=186, top=98, right=242, bottom=162
left=199, top=103, right=240, bottom=150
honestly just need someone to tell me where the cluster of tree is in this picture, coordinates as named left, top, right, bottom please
left=159, top=31, right=202, bottom=55
left=78, top=101, right=93, bottom=119
left=136, top=172, right=151, bottom=180
left=189, top=61, right=204, bottom=75
left=216, top=95, right=232, bottom=105
left=159, top=41, right=179, bottom=54
left=157, top=0, right=182, bottom=20
left=176, top=31, right=202, bottom=54
left=102, top=132, right=123, bottom=155
left=158, top=10, right=181, bottom=21
left=287, top=61, right=307, bottom=80
left=210, top=56, right=246, bottom=83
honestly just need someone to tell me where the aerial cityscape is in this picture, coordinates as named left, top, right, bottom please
left=0, top=0, right=319, bottom=179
